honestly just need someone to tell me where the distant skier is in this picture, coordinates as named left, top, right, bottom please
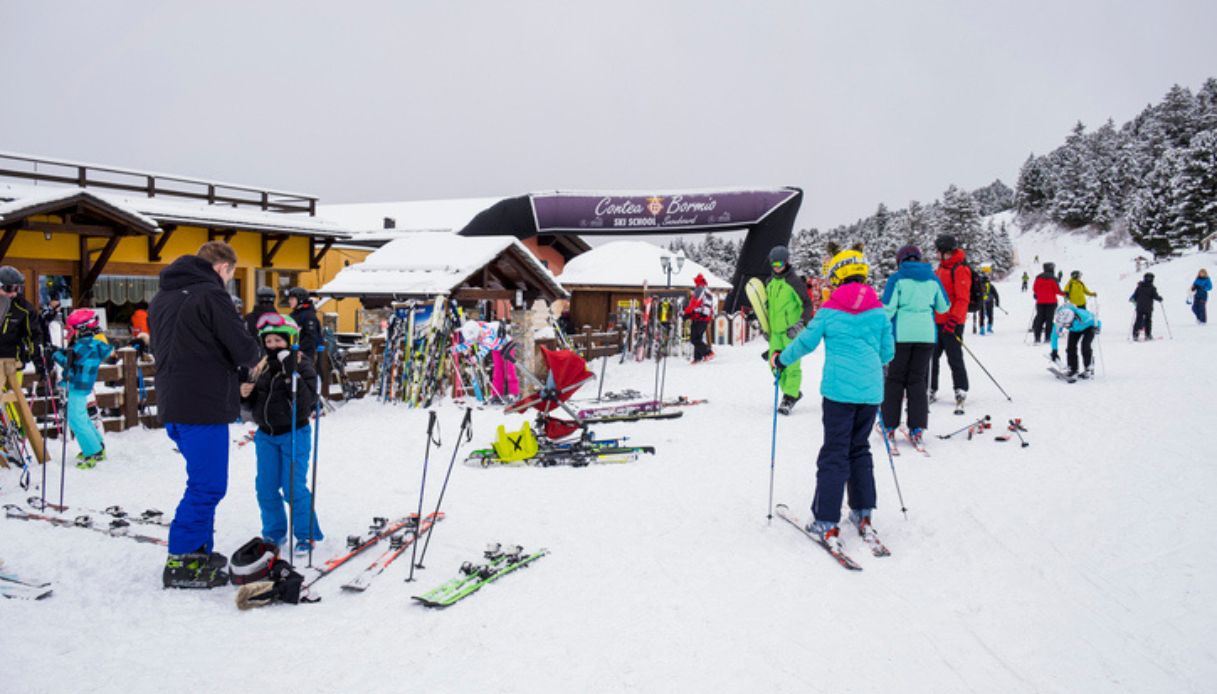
left=977, top=272, right=1000, bottom=335
left=770, top=250, right=894, bottom=552
left=683, top=273, right=715, bottom=363
left=1050, top=304, right=1101, bottom=379
left=1129, top=273, right=1163, bottom=340
left=764, top=245, right=813, bottom=414
left=51, top=309, right=114, bottom=469
left=245, top=286, right=280, bottom=339
left=930, top=235, right=971, bottom=410
left=880, top=245, right=948, bottom=446
left=1031, top=262, right=1065, bottom=343
left=1189, top=269, right=1210, bottom=324
left=287, top=287, right=321, bottom=359
left=1062, top=271, right=1097, bottom=309
left=1021, top=271, right=1029, bottom=293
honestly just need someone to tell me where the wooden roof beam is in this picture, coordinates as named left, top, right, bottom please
left=0, top=226, right=18, bottom=263
left=77, top=235, right=122, bottom=303
left=208, top=227, right=237, bottom=243
left=147, top=225, right=178, bottom=262
left=309, top=237, right=333, bottom=270
left=262, top=233, right=289, bottom=268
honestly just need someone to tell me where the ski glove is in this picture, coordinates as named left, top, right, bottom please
left=785, top=320, right=805, bottom=339
left=944, top=317, right=961, bottom=333
left=769, top=350, right=786, bottom=374
left=1050, top=350, right=1060, bottom=362
left=275, top=349, right=298, bottom=374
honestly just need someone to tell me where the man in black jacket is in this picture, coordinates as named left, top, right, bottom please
left=149, top=242, right=260, bottom=588
left=244, top=286, right=280, bottom=339
left=1130, top=272, right=1164, bottom=340
left=0, top=265, right=46, bottom=461
left=287, top=287, right=321, bottom=359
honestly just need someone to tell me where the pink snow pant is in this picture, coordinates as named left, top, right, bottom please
left=492, top=350, right=519, bottom=397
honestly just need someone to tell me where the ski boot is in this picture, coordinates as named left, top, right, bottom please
left=848, top=510, right=878, bottom=540
left=75, top=449, right=105, bottom=470
left=953, top=389, right=967, bottom=414
left=294, top=540, right=314, bottom=557
left=1080, top=366, right=1094, bottom=379
left=778, top=391, right=802, bottom=415
left=908, top=427, right=926, bottom=447
left=928, top=389, right=937, bottom=404
left=804, top=520, right=843, bottom=552
left=164, top=550, right=230, bottom=589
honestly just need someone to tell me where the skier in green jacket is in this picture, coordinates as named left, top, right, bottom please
left=766, top=246, right=814, bottom=415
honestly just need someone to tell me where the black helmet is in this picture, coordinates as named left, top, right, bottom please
left=1070, top=270, right=1080, bottom=279
left=1043, top=262, right=1055, bottom=274
left=768, top=246, right=790, bottom=272
left=256, top=286, right=276, bottom=302
left=1144, top=272, right=1154, bottom=282
left=287, top=287, right=311, bottom=303
left=0, top=265, right=23, bottom=286
left=934, top=235, right=957, bottom=253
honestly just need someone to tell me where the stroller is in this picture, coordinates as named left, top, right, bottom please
left=464, top=347, right=655, bottom=467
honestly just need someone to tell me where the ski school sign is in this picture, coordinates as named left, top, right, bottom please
left=528, top=189, right=800, bottom=233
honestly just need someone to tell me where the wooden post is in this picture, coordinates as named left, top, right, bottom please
left=0, top=358, right=46, bottom=463
left=120, top=349, right=138, bottom=430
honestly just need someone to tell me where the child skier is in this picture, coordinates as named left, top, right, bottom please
left=1129, top=273, right=1163, bottom=340
left=240, top=314, right=323, bottom=555
left=881, top=245, right=949, bottom=446
left=771, top=250, right=894, bottom=551
left=1062, top=270, right=1097, bottom=309
left=765, top=245, right=814, bottom=415
left=1189, top=269, right=1210, bottom=324
left=459, top=319, right=520, bottom=404
left=51, top=309, right=113, bottom=468
left=1021, top=271, right=1029, bottom=292
left=1050, top=304, right=1101, bottom=379
left=977, top=272, right=1000, bottom=335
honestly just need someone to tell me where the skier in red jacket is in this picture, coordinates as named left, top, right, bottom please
left=1031, top=262, right=1065, bottom=343
left=930, top=235, right=971, bottom=411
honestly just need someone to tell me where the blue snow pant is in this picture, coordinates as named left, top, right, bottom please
left=254, top=424, right=323, bottom=544
left=67, top=389, right=104, bottom=456
left=811, top=399, right=879, bottom=525
left=166, top=423, right=229, bottom=554
left=1193, top=299, right=1207, bottom=324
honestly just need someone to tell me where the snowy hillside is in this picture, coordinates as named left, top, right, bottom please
left=1, top=221, right=1214, bottom=693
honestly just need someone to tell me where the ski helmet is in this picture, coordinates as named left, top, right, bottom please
left=66, top=308, right=100, bottom=336
left=693, top=273, right=708, bottom=287
left=1070, top=270, right=1081, bottom=279
left=257, top=313, right=299, bottom=344
left=255, top=286, right=276, bottom=303
left=1043, top=262, right=1055, bottom=274
left=287, top=287, right=311, bottom=304
left=1143, top=272, right=1154, bottom=282
left=0, top=265, right=23, bottom=287
left=896, top=245, right=922, bottom=264
left=229, top=537, right=279, bottom=586
left=827, top=249, right=869, bottom=285
left=460, top=320, right=481, bottom=343
left=768, top=246, right=790, bottom=272
left=934, top=235, right=957, bottom=254
left=1054, top=305, right=1075, bottom=329
left=231, top=294, right=243, bottom=313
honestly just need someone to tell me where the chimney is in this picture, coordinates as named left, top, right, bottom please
left=383, top=217, right=396, bottom=229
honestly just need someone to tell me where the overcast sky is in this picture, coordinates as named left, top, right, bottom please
left=3, top=1, right=1216, bottom=232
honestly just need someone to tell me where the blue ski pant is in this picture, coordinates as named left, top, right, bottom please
left=66, top=389, right=104, bottom=457
left=811, top=398, right=878, bottom=525
left=166, top=423, right=229, bottom=554
left=1193, top=299, right=1207, bottom=324
left=254, top=424, right=323, bottom=543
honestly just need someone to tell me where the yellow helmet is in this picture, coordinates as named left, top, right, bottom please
left=826, top=249, right=869, bottom=285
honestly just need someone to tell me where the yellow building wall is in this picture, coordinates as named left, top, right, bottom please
left=296, top=246, right=372, bottom=333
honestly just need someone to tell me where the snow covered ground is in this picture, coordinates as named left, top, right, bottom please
left=2, top=224, right=1215, bottom=693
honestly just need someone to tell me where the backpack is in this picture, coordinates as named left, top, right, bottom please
left=952, top=263, right=984, bottom=312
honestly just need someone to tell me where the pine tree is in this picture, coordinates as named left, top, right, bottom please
left=938, top=185, right=982, bottom=250
left=1015, top=155, right=1053, bottom=215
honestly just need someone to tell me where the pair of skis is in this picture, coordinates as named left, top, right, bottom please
left=3, top=504, right=168, bottom=546
left=878, top=427, right=929, bottom=457
left=302, top=512, right=442, bottom=590
left=26, top=497, right=170, bottom=527
left=413, top=543, right=548, bottom=608
left=339, top=513, right=442, bottom=592
left=1, top=568, right=52, bottom=600
left=773, top=504, right=890, bottom=572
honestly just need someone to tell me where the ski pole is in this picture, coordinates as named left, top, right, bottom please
left=1159, top=301, right=1173, bottom=339
left=416, top=407, right=472, bottom=569
left=38, top=347, right=58, bottom=511
left=767, top=374, right=779, bottom=524
left=307, top=345, right=323, bottom=568
left=936, top=414, right=991, bottom=440
left=955, top=335, right=1013, bottom=401
left=876, top=411, right=908, bottom=520
left=288, top=346, right=299, bottom=569
left=59, top=348, right=75, bottom=508
left=407, top=410, right=440, bottom=582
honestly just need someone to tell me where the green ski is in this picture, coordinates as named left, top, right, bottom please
left=413, top=544, right=548, bottom=607
left=745, top=277, right=769, bottom=336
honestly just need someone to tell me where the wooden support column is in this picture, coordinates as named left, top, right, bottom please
left=0, top=226, right=18, bottom=263
left=121, top=348, right=138, bottom=430
left=77, top=235, right=122, bottom=304
left=147, top=225, right=177, bottom=262
left=262, top=233, right=288, bottom=268
left=309, top=237, right=334, bottom=270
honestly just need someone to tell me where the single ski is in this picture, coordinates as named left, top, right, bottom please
left=0, top=570, right=52, bottom=589
left=898, top=428, right=929, bottom=456
left=850, top=518, right=892, bottom=557
left=302, top=514, right=419, bottom=589
left=413, top=544, right=549, bottom=608
left=1046, top=367, right=1077, bottom=383
left=26, top=496, right=171, bottom=528
left=3, top=504, right=167, bottom=546
left=582, top=410, right=683, bottom=424
left=773, top=504, right=863, bottom=571
left=340, top=513, right=443, bottom=592
left=1, top=582, right=52, bottom=600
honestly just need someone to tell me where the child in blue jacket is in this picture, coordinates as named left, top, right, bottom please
left=51, top=309, right=113, bottom=468
left=1050, top=304, right=1101, bottom=379
left=771, top=251, right=895, bottom=553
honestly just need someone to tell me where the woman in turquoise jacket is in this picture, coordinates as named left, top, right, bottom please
left=772, top=251, right=895, bottom=554
left=880, top=245, right=949, bottom=444
left=1049, top=304, right=1101, bottom=379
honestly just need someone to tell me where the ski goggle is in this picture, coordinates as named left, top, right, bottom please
left=771, top=260, right=786, bottom=271
left=256, top=312, right=290, bottom=330
left=1, top=284, right=20, bottom=292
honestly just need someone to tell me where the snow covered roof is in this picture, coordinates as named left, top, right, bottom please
left=318, top=230, right=568, bottom=299
left=558, top=241, right=731, bottom=290
left=0, top=182, right=348, bottom=238
left=0, top=187, right=161, bottom=233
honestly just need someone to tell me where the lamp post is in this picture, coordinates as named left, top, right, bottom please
left=659, top=249, right=686, bottom=288
left=654, top=249, right=685, bottom=406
